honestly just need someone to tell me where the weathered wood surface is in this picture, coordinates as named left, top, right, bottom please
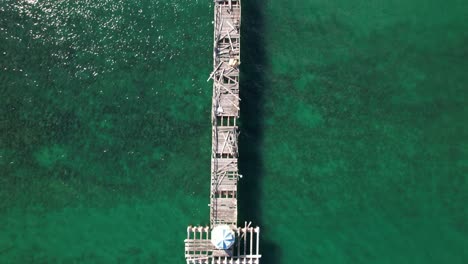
left=185, top=224, right=261, bottom=264
left=212, top=158, right=238, bottom=174
left=213, top=127, right=238, bottom=157
left=184, top=1, right=261, bottom=263
left=211, top=197, right=237, bottom=226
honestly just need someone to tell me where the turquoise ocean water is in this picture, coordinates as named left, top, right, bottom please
left=1, top=0, right=467, bottom=263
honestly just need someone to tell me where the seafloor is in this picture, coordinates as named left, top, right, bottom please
left=1, top=0, right=467, bottom=263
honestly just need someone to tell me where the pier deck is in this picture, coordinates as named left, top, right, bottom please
left=184, top=1, right=261, bottom=263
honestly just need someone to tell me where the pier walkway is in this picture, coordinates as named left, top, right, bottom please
left=184, top=1, right=261, bottom=263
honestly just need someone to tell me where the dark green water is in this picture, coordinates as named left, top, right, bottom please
left=1, top=0, right=467, bottom=263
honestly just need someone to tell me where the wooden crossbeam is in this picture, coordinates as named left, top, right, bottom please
left=207, top=62, right=224, bottom=81
left=216, top=83, right=240, bottom=101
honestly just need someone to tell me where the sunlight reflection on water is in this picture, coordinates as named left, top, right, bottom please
left=6, top=0, right=193, bottom=80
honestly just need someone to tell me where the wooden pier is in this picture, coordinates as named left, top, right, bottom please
left=184, top=1, right=261, bottom=263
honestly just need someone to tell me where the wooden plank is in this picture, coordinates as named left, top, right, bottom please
left=208, top=62, right=224, bottom=81
left=213, top=249, right=232, bottom=257
left=215, top=83, right=240, bottom=101
left=212, top=158, right=238, bottom=173
left=213, top=127, right=238, bottom=155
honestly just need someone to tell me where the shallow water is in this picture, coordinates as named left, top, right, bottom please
left=1, top=0, right=467, bottom=263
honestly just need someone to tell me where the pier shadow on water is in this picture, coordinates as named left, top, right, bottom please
left=238, top=1, right=281, bottom=264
